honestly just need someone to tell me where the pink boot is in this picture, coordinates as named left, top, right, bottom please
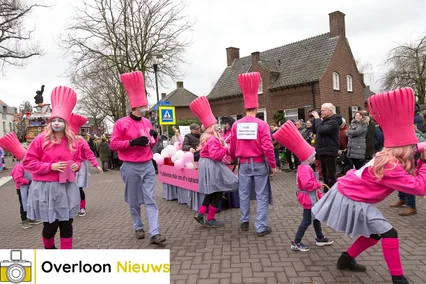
left=60, top=237, right=73, bottom=249
left=42, top=237, right=56, bottom=249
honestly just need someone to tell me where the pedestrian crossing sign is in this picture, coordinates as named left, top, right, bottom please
left=159, top=106, right=176, bottom=125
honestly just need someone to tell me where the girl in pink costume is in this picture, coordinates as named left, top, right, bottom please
left=69, top=113, right=103, bottom=216
left=23, top=86, right=81, bottom=249
left=312, top=88, right=426, bottom=284
left=190, top=96, right=238, bottom=227
left=0, top=133, right=41, bottom=229
left=273, top=121, right=334, bottom=252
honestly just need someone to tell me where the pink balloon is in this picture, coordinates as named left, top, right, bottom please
left=183, top=151, right=194, bottom=163
left=174, top=159, right=184, bottom=169
left=156, top=157, right=164, bottom=165
left=174, top=141, right=181, bottom=150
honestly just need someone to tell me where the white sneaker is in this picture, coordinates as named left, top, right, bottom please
left=78, top=208, right=86, bottom=216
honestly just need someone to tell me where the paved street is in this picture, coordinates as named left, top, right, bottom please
left=0, top=157, right=425, bottom=283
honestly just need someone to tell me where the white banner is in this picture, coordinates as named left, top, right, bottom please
left=0, top=249, right=170, bottom=284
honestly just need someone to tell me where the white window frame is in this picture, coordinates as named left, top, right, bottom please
left=258, top=79, right=263, bottom=94
left=284, top=108, right=298, bottom=122
left=333, top=72, right=340, bottom=91
left=347, top=75, right=353, bottom=92
left=257, top=108, right=267, bottom=123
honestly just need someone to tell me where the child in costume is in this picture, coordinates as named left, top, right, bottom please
left=0, top=133, right=41, bottom=228
left=273, top=121, right=334, bottom=252
left=69, top=113, right=103, bottom=216
left=312, top=88, right=426, bottom=284
left=190, top=96, right=239, bottom=227
left=23, top=86, right=82, bottom=249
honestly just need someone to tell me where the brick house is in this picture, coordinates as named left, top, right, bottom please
left=158, top=81, right=197, bottom=120
left=208, top=11, right=365, bottom=124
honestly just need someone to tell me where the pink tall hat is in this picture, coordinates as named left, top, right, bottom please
left=69, top=113, right=88, bottom=135
left=189, top=96, right=217, bottom=128
left=368, top=87, right=417, bottom=147
left=120, top=71, right=148, bottom=108
left=273, top=121, right=315, bottom=162
left=238, top=72, right=261, bottom=109
left=0, top=132, right=26, bottom=160
left=50, top=86, right=77, bottom=123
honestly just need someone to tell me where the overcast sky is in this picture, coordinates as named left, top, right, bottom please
left=1, top=0, right=425, bottom=110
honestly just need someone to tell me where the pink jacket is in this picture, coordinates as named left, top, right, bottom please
left=11, top=163, right=30, bottom=190
left=79, top=138, right=99, bottom=167
left=200, top=136, right=227, bottom=161
left=338, top=160, right=426, bottom=203
left=110, top=116, right=157, bottom=163
left=229, top=116, right=276, bottom=169
left=23, top=133, right=82, bottom=182
left=296, top=164, right=323, bottom=209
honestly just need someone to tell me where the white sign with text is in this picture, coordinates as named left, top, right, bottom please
left=236, top=123, right=258, bottom=140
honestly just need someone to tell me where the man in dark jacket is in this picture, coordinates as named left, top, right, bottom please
left=311, top=103, right=340, bottom=193
left=182, top=123, right=201, bottom=161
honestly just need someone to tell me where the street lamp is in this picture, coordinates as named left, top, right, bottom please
left=148, top=54, right=163, bottom=103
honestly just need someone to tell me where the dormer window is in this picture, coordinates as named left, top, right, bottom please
left=258, top=79, right=263, bottom=94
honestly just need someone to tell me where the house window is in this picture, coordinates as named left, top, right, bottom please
left=347, top=75, right=353, bottom=92
left=284, top=108, right=298, bottom=122
left=2, top=106, right=6, bottom=120
left=333, top=72, right=340, bottom=91
left=256, top=108, right=267, bottom=122
left=9, top=122, right=12, bottom=132
left=258, top=79, right=263, bottom=94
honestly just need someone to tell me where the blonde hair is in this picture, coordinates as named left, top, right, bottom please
left=43, top=122, right=77, bottom=152
left=200, top=124, right=221, bottom=149
left=371, top=145, right=415, bottom=180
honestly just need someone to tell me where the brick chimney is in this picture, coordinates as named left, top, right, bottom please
left=329, top=11, right=346, bottom=38
left=176, top=81, right=184, bottom=88
left=251, top=51, right=260, bottom=64
left=226, top=47, right=240, bottom=67
left=161, top=92, right=167, bottom=99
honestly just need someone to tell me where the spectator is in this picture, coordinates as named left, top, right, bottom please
left=182, top=123, right=201, bottom=161
left=311, top=103, right=340, bottom=193
left=346, top=111, right=368, bottom=169
left=414, top=103, right=424, bottom=131
left=98, top=137, right=111, bottom=171
left=270, top=123, right=281, bottom=171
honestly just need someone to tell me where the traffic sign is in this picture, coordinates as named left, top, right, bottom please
left=158, top=101, right=171, bottom=106
left=159, top=106, right=176, bottom=125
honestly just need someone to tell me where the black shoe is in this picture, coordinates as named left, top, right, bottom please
left=240, top=222, right=249, bottom=231
left=392, top=276, right=409, bottom=284
left=194, top=212, right=204, bottom=225
left=45, top=246, right=57, bottom=249
left=337, top=252, right=367, bottom=272
left=256, top=226, right=272, bottom=237
left=205, top=219, right=224, bottom=228
left=150, top=234, right=166, bottom=244
left=135, top=229, right=145, bottom=239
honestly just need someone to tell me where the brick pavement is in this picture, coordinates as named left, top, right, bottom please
left=0, top=157, right=425, bottom=283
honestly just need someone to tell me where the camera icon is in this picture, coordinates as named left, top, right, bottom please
left=0, top=250, right=32, bottom=283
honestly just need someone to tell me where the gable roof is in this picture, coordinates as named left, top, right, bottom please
left=160, top=87, right=198, bottom=107
left=208, top=33, right=339, bottom=100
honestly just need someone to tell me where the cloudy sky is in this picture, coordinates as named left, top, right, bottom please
left=1, top=0, right=425, bottom=110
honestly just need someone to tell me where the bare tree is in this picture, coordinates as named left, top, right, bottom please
left=382, top=34, right=426, bottom=103
left=18, top=100, right=32, bottom=113
left=0, top=0, right=44, bottom=72
left=60, top=0, right=193, bottom=119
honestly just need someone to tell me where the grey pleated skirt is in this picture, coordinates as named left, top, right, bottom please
left=312, top=184, right=392, bottom=238
left=27, top=181, right=80, bottom=223
left=198, top=158, right=238, bottom=194
left=76, top=160, right=89, bottom=188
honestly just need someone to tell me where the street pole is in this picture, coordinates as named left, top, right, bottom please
left=154, top=63, right=160, bottom=103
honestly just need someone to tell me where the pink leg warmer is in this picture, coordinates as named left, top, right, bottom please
left=60, top=237, right=73, bottom=249
left=347, top=236, right=379, bottom=258
left=42, top=237, right=55, bottom=249
left=207, top=205, right=218, bottom=221
left=199, top=205, right=207, bottom=215
left=382, top=238, right=404, bottom=276
left=80, top=200, right=86, bottom=209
